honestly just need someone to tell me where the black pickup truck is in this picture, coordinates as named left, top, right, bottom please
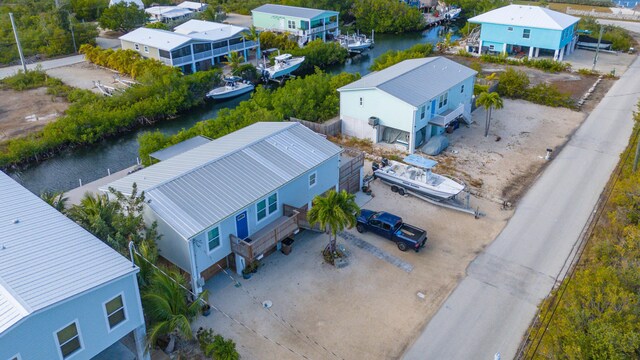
left=356, top=209, right=427, bottom=252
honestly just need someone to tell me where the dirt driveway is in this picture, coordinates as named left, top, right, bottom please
left=0, top=87, right=68, bottom=141
left=45, top=61, right=131, bottom=93
left=193, top=187, right=508, bottom=360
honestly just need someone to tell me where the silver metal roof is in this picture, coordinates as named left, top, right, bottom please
left=105, top=122, right=341, bottom=240
left=0, top=172, right=137, bottom=334
left=150, top=135, right=211, bottom=161
left=252, top=4, right=338, bottom=20
left=468, top=5, right=579, bottom=30
left=338, top=57, right=477, bottom=107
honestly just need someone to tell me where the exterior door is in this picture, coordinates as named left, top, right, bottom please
left=236, top=211, right=248, bottom=239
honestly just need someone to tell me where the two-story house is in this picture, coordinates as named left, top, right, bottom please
left=0, top=172, right=148, bottom=360
left=338, top=57, right=477, bottom=153
left=120, top=20, right=259, bottom=74
left=468, top=5, right=579, bottom=61
left=103, top=122, right=342, bottom=295
left=252, top=4, right=339, bottom=43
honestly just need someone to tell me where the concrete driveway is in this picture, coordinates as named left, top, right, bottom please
left=402, top=54, right=640, bottom=359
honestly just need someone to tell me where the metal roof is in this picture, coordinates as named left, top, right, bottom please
left=150, top=135, right=211, bottom=161
left=0, top=172, right=137, bottom=334
left=252, top=4, right=338, bottom=20
left=338, top=57, right=477, bottom=107
left=176, top=1, right=207, bottom=11
left=468, top=5, right=579, bottom=30
left=145, top=6, right=193, bottom=18
left=105, top=122, right=342, bottom=240
left=120, top=27, right=192, bottom=51
left=173, top=20, right=247, bottom=40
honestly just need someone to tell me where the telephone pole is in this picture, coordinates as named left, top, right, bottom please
left=9, top=13, right=27, bottom=73
left=592, top=25, right=604, bottom=71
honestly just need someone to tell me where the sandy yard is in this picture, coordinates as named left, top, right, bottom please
left=0, top=87, right=68, bottom=141
left=223, top=13, right=253, bottom=28
left=45, top=61, right=130, bottom=94
left=193, top=186, right=509, bottom=360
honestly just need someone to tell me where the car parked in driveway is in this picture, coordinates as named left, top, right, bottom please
left=356, top=209, right=427, bottom=251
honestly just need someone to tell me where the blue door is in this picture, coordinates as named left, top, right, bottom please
left=236, top=211, right=248, bottom=239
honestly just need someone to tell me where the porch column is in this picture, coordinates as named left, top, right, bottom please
left=323, top=16, right=327, bottom=41
left=234, top=253, right=246, bottom=275
left=553, top=48, right=559, bottom=61
left=478, top=40, right=483, bottom=55
left=535, top=47, right=540, bottom=57
left=502, top=43, right=507, bottom=55
left=528, top=46, right=534, bottom=58
left=558, top=47, right=564, bottom=61
left=134, top=325, right=150, bottom=360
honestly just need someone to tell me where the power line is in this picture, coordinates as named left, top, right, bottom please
left=518, top=124, right=640, bottom=359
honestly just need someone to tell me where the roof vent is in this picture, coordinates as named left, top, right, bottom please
left=13, top=219, right=19, bottom=224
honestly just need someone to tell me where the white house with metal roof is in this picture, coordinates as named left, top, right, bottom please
left=468, top=5, right=580, bottom=61
left=0, top=172, right=148, bottom=360
left=251, top=4, right=339, bottom=43
left=176, top=1, right=208, bottom=12
left=103, top=122, right=342, bottom=294
left=338, top=57, right=476, bottom=153
left=145, top=6, right=194, bottom=23
left=120, top=19, right=258, bottom=74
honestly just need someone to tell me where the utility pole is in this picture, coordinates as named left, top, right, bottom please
left=54, top=0, right=60, bottom=8
left=68, top=13, right=77, bottom=53
left=9, top=13, right=27, bottom=73
left=592, top=25, right=604, bottom=71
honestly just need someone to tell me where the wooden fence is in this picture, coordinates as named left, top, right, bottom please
left=290, top=117, right=342, bottom=137
left=339, top=151, right=365, bottom=194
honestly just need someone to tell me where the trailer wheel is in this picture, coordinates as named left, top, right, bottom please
left=397, top=242, right=408, bottom=251
left=356, top=224, right=365, bottom=233
left=398, top=188, right=406, bottom=196
left=390, top=185, right=398, bottom=193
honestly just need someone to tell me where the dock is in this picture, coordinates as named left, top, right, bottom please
left=65, top=164, right=140, bottom=205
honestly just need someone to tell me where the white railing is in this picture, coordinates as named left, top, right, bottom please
left=171, top=54, right=193, bottom=66
left=159, top=57, right=172, bottom=65
left=194, top=50, right=212, bottom=60
left=212, top=47, right=228, bottom=56
left=429, top=103, right=465, bottom=127
left=229, top=42, right=246, bottom=51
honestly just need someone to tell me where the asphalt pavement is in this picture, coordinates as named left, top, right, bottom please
left=403, top=52, right=640, bottom=359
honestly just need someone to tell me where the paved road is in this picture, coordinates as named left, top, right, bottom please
left=0, top=54, right=85, bottom=79
left=598, top=19, right=640, bottom=34
left=403, top=56, right=640, bottom=359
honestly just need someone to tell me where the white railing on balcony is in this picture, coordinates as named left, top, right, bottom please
left=194, top=50, right=212, bottom=60
left=229, top=42, right=246, bottom=51
left=171, top=54, right=193, bottom=66
left=429, top=103, right=465, bottom=127
left=159, top=57, right=172, bottom=65
left=212, top=47, right=228, bottom=56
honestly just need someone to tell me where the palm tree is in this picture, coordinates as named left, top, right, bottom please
left=40, top=190, right=68, bottom=212
left=244, top=26, right=259, bottom=42
left=307, top=189, right=360, bottom=259
left=224, top=51, right=244, bottom=73
left=476, top=91, right=504, bottom=137
left=67, top=192, right=120, bottom=245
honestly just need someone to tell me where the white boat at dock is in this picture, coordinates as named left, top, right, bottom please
left=373, top=155, right=465, bottom=200
left=258, top=53, right=305, bottom=79
left=337, top=31, right=374, bottom=53
left=206, top=76, right=254, bottom=100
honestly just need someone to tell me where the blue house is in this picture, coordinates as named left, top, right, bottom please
left=104, top=122, right=343, bottom=294
left=338, top=57, right=476, bottom=153
left=0, top=172, right=148, bottom=360
left=468, top=5, right=579, bottom=61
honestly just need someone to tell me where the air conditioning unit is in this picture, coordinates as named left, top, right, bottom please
left=368, top=116, right=380, bottom=127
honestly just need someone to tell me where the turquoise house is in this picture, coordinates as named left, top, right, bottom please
left=104, top=122, right=343, bottom=294
left=0, top=172, right=147, bottom=360
left=468, top=5, right=579, bottom=61
left=252, top=4, right=339, bottom=43
left=338, top=57, right=476, bottom=153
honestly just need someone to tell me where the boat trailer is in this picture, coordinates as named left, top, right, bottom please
left=363, top=174, right=484, bottom=219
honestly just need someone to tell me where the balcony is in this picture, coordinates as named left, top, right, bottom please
left=194, top=50, right=212, bottom=60
left=159, top=57, right=172, bottom=66
left=171, top=54, right=193, bottom=66
left=429, top=103, right=465, bottom=127
left=230, top=212, right=299, bottom=261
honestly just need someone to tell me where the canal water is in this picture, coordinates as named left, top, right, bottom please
left=10, top=23, right=461, bottom=195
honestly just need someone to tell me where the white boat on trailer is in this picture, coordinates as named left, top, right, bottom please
left=258, top=53, right=305, bottom=80
left=337, top=31, right=374, bottom=53
left=206, top=76, right=254, bottom=100
left=373, top=155, right=465, bottom=200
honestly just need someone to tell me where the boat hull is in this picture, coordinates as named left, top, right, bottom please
left=266, top=57, right=305, bottom=79
left=374, top=166, right=464, bottom=200
left=206, top=83, right=254, bottom=100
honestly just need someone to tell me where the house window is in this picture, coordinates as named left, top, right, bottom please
left=507, top=26, right=513, bottom=31
left=134, top=43, right=139, bottom=50
left=523, top=29, right=531, bottom=39
left=438, top=92, right=448, bottom=108
left=257, top=199, right=267, bottom=221
left=461, top=84, right=465, bottom=93
left=309, top=172, right=317, bottom=187
left=420, top=105, right=426, bottom=119
left=268, top=193, right=278, bottom=214
left=105, top=295, right=126, bottom=329
left=287, top=20, right=296, bottom=29
left=207, top=227, right=220, bottom=251
left=56, top=322, right=82, bottom=359
left=489, top=44, right=495, bottom=51
left=143, top=46, right=149, bottom=53
left=359, top=97, right=363, bottom=106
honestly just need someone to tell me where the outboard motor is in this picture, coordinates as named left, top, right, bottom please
left=381, top=158, right=389, bottom=167
left=372, top=162, right=380, bottom=171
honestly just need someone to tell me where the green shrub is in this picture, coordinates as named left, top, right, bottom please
left=1, top=69, right=49, bottom=91
left=525, top=83, right=575, bottom=109
left=579, top=17, right=636, bottom=51
left=352, top=0, right=424, bottom=33
left=497, top=67, right=530, bottom=98
left=480, top=54, right=570, bottom=72
left=370, top=43, right=434, bottom=71
left=457, top=49, right=473, bottom=57
left=577, top=68, right=601, bottom=76
left=290, top=39, right=349, bottom=72
left=259, top=31, right=299, bottom=51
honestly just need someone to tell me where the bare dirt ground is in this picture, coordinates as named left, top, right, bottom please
left=46, top=61, right=130, bottom=93
left=0, top=87, right=68, bottom=141
left=193, top=187, right=509, bottom=360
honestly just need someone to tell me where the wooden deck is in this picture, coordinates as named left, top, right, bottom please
left=230, top=212, right=299, bottom=261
